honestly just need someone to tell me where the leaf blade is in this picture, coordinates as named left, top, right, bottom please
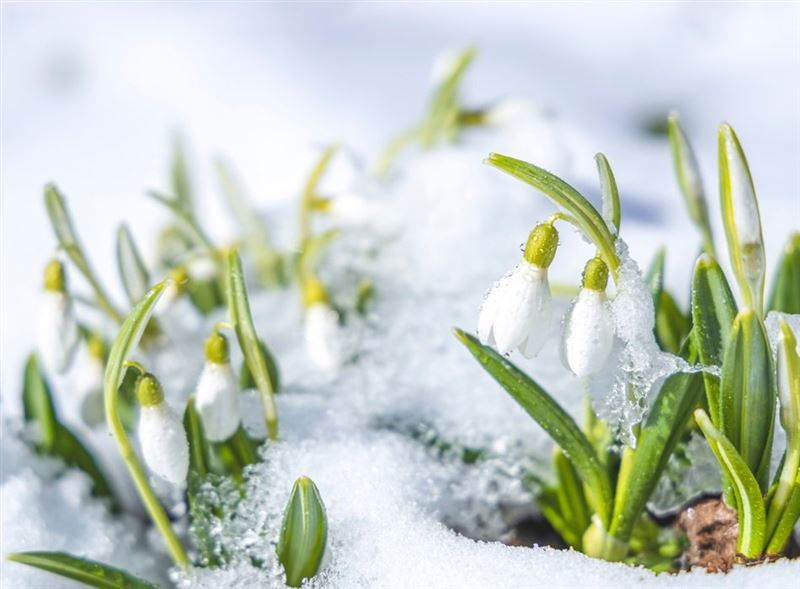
left=7, top=551, right=161, bottom=589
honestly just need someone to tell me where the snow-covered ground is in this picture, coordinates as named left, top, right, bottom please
left=2, top=3, right=799, bottom=588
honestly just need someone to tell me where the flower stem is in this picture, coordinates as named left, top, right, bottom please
left=105, top=366, right=189, bottom=568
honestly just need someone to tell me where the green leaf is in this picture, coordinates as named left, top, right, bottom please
left=23, top=354, right=118, bottom=506
left=766, top=477, right=800, bottom=554
left=655, top=290, right=690, bottom=356
left=420, top=47, right=477, bottom=147
left=44, top=184, right=124, bottom=324
left=116, top=224, right=150, bottom=306
left=299, top=228, right=339, bottom=281
left=645, top=248, right=665, bottom=307
left=595, top=153, right=620, bottom=233
left=485, top=153, right=619, bottom=275
left=54, top=425, right=119, bottom=509
left=171, top=136, right=194, bottom=216
left=184, top=397, right=211, bottom=479
left=552, top=447, right=590, bottom=546
left=277, top=477, right=328, bottom=587
left=718, top=123, right=766, bottom=313
left=454, top=328, right=612, bottom=526
left=610, top=372, right=704, bottom=542
left=187, top=276, right=224, bottom=316
left=239, top=339, right=280, bottom=394
left=7, top=551, right=160, bottom=589
left=22, top=354, right=58, bottom=452
left=694, top=409, right=767, bottom=558
left=667, top=113, right=714, bottom=255
left=768, top=233, right=800, bottom=314
left=690, top=254, right=738, bottom=424
left=226, top=250, right=279, bottom=440
left=720, top=310, right=776, bottom=493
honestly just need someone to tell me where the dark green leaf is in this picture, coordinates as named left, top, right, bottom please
left=720, top=310, right=776, bottom=492
left=695, top=409, right=767, bottom=558
left=22, top=354, right=58, bottom=452
left=454, top=328, right=612, bottom=526
left=655, top=290, right=690, bottom=356
left=691, top=254, right=738, bottom=425
left=610, top=372, right=704, bottom=541
left=768, top=233, right=800, bottom=314
left=7, top=551, right=161, bottom=588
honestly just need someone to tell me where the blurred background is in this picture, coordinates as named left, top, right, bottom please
left=2, top=1, right=799, bottom=400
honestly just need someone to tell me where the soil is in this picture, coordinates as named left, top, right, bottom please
left=675, top=497, right=738, bottom=572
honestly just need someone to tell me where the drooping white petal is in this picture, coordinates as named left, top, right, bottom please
left=195, top=362, right=240, bottom=442
left=491, top=262, right=549, bottom=355
left=77, top=354, right=105, bottom=426
left=305, top=303, right=342, bottom=372
left=37, top=291, right=79, bottom=374
left=138, top=403, right=189, bottom=485
left=477, top=277, right=507, bottom=345
left=518, top=274, right=553, bottom=359
left=561, top=288, right=615, bottom=377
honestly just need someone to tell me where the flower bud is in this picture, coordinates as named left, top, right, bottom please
left=277, top=476, right=328, bottom=587
left=561, top=258, right=615, bottom=377
left=37, top=259, right=79, bottom=374
left=195, top=330, right=240, bottom=442
left=137, top=373, right=189, bottom=485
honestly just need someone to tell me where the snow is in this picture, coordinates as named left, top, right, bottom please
left=2, top=3, right=800, bottom=588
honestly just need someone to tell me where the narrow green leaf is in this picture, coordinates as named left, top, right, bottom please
left=7, top=551, right=161, bottom=589
left=454, top=328, right=612, bottom=526
left=537, top=487, right=582, bottom=549
left=610, top=372, right=704, bottom=541
left=239, top=339, right=280, bottom=395
left=694, top=409, right=767, bottom=557
left=656, top=290, right=690, bottom=356
left=184, top=397, right=211, bottom=478
left=277, top=477, right=328, bottom=588
left=44, top=185, right=124, bottom=324
left=768, top=233, right=800, bottom=314
left=171, top=136, right=194, bottom=216
left=485, top=153, right=619, bottom=275
left=667, top=113, right=714, bottom=255
left=720, top=310, right=776, bottom=492
left=420, top=47, right=477, bottom=147
left=691, top=254, right=738, bottom=425
left=766, top=477, right=800, bottom=554
left=54, top=425, right=119, bottom=508
left=644, top=248, right=665, bottom=307
left=718, top=123, right=766, bottom=313
left=595, top=153, right=620, bottom=233
left=552, top=447, right=590, bottom=544
left=116, top=224, right=150, bottom=306
left=22, top=354, right=58, bottom=452
left=226, top=250, right=278, bottom=440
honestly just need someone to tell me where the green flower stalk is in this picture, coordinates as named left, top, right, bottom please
left=103, top=280, right=189, bottom=568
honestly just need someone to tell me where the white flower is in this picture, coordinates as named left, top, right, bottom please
left=77, top=352, right=105, bottom=426
left=305, top=303, right=342, bottom=372
left=478, top=223, right=559, bottom=359
left=195, top=361, right=240, bottom=442
left=136, top=374, right=188, bottom=485
left=561, top=288, right=615, bottom=377
left=37, top=290, right=80, bottom=374
left=187, top=255, right=217, bottom=282
left=483, top=98, right=546, bottom=127
left=478, top=260, right=553, bottom=358
left=328, top=194, right=382, bottom=226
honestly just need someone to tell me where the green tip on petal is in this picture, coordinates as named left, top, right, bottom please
left=523, top=222, right=559, bottom=268
left=204, top=329, right=230, bottom=364
left=135, top=373, right=164, bottom=408
left=581, top=257, right=609, bottom=292
left=43, top=259, right=67, bottom=293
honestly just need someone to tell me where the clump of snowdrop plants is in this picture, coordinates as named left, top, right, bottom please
left=5, top=51, right=800, bottom=588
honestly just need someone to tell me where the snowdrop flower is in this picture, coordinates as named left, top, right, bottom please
left=195, top=329, right=240, bottom=442
left=77, top=335, right=106, bottom=427
left=137, top=373, right=189, bottom=485
left=303, top=279, right=343, bottom=372
left=483, top=98, right=546, bottom=127
left=325, top=193, right=383, bottom=227
left=561, top=257, right=615, bottom=377
left=37, top=259, right=80, bottom=374
left=187, top=255, right=218, bottom=282
left=478, top=222, right=558, bottom=358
